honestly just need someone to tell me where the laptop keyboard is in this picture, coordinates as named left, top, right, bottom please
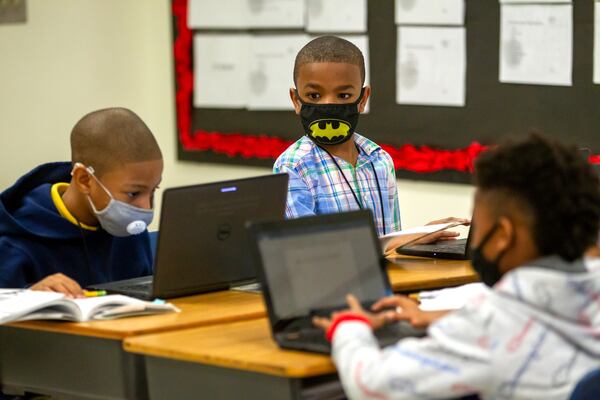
left=281, top=328, right=331, bottom=352
left=116, top=282, right=152, bottom=292
left=278, top=321, right=426, bottom=354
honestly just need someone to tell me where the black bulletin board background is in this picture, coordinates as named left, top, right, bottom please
left=177, top=0, right=600, bottom=184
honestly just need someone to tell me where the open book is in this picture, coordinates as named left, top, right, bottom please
left=0, top=289, right=180, bottom=324
left=380, top=221, right=468, bottom=257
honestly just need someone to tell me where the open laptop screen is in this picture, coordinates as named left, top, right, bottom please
left=256, top=218, right=390, bottom=320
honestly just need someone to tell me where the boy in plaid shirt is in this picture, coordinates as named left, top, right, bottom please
left=274, top=36, right=463, bottom=237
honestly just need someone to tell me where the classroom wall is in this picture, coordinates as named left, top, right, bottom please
left=0, top=0, right=474, bottom=230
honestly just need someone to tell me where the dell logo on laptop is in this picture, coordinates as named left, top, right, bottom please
left=217, top=224, right=232, bottom=241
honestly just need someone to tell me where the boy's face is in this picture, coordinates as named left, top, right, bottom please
left=87, top=158, right=163, bottom=211
left=290, top=62, right=371, bottom=113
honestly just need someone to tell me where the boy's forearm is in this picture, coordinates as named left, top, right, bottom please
left=331, top=319, right=488, bottom=399
left=421, top=310, right=452, bottom=326
left=332, top=321, right=395, bottom=400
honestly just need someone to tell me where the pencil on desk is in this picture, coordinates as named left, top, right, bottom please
left=83, top=290, right=107, bottom=297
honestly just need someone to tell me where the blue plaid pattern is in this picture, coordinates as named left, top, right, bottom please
left=273, top=134, right=401, bottom=236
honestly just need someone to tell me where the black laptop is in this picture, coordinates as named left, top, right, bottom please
left=247, top=210, right=425, bottom=354
left=89, top=173, right=288, bottom=300
left=395, top=223, right=472, bottom=260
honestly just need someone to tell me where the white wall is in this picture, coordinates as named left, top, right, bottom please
left=0, top=0, right=473, bottom=230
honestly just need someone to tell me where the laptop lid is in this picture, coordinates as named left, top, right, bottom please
left=248, top=210, right=393, bottom=334
left=151, top=173, right=289, bottom=298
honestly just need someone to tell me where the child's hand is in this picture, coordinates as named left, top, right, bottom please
left=372, top=295, right=449, bottom=328
left=313, top=294, right=391, bottom=331
left=30, top=273, right=84, bottom=298
left=417, top=217, right=470, bottom=244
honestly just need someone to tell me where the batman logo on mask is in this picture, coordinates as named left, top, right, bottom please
left=308, top=119, right=351, bottom=144
left=296, top=88, right=365, bottom=147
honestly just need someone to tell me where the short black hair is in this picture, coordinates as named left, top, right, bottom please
left=474, top=133, right=600, bottom=261
left=293, top=36, right=365, bottom=86
left=70, top=108, right=162, bottom=176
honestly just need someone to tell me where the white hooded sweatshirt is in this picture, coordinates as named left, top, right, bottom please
left=332, top=257, right=600, bottom=400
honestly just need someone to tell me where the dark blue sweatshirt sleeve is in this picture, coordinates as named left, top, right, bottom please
left=0, top=239, right=33, bottom=288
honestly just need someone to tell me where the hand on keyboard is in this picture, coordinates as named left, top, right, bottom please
left=312, top=294, right=394, bottom=332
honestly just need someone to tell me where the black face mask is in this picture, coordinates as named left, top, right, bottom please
left=296, top=88, right=365, bottom=146
left=470, top=223, right=507, bottom=287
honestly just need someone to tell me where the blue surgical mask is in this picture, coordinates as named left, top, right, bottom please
left=83, top=166, right=153, bottom=237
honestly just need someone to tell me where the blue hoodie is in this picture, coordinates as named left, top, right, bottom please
left=0, top=162, right=153, bottom=288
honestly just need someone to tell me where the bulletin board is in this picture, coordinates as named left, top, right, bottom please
left=172, top=0, right=600, bottom=184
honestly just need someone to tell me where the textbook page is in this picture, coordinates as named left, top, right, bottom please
left=396, top=26, right=466, bottom=107
left=0, top=290, right=70, bottom=323
left=61, top=295, right=179, bottom=321
left=0, top=291, right=179, bottom=323
left=395, top=0, right=464, bottom=26
left=499, top=4, right=573, bottom=86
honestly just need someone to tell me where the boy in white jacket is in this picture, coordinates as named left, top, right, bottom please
left=314, top=134, right=600, bottom=400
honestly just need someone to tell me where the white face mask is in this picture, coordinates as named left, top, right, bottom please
left=78, top=165, right=154, bottom=237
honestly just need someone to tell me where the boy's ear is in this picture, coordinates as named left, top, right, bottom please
left=495, top=216, right=515, bottom=255
left=358, top=85, right=371, bottom=113
left=290, top=87, right=302, bottom=115
left=71, top=165, right=93, bottom=196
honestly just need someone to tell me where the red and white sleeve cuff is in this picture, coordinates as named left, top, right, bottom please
left=326, top=313, right=372, bottom=342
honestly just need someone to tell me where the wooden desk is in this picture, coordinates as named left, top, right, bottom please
left=0, top=258, right=476, bottom=399
left=0, top=290, right=265, bottom=400
left=122, top=258, right=477, bottom=399
left=387, top=255, right=478, bottom=292
left=124, top=318, right=340, bottom=400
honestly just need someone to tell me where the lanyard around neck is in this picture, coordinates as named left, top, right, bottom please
left=319, top=146, right=387, bottom=235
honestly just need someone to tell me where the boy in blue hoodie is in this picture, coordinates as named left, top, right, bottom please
left=0, top=108, right=162, bottom=296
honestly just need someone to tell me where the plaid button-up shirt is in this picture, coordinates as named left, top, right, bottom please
left=273, top=134, right=401, bottom=236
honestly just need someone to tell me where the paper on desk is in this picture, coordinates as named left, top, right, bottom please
left=247, top=34, right=309, bottom=110
left=595, top=2, right=600, bottom=84
left=395, top=0, right=464, bottom=26
left=380, top=221, right=467, bottom=256
left=418, top=283, right=488, bottom=311
left=396, top=26, right=466, bottom=107
left=193, top=34, right=250, bottom=108
left=188, top=0, right=304, bottom=29
left=499, top=4, right=573, bottom=87
left=306, top=0, right=367, bottom=33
